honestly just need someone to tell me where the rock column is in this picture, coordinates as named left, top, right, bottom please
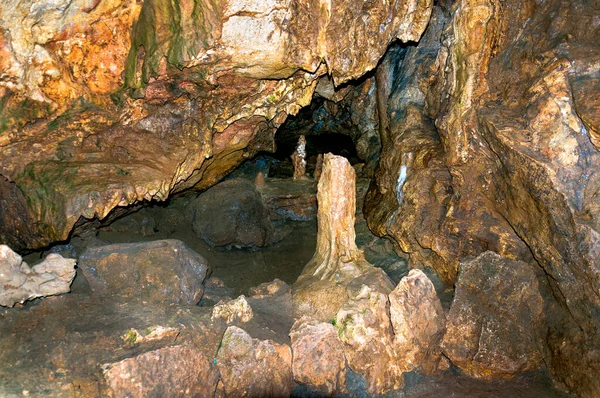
left=293, top=154, right=390, bottom=321
left=292, top=135, right=307, bottom=180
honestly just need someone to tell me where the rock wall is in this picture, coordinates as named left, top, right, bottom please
left=0, top=0, right=433, bottom=251
left=365, top=0, right=600, bottom=396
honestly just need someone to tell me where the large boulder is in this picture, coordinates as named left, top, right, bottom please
left=334, top=284, right=404, bottom=395
left=187, top=179, right=274, bottom=248
left=0, top=245, right=76, bottom=307
left=79, top=239, right=210, bottom=305
left=441, top=252, right=545, bottom=379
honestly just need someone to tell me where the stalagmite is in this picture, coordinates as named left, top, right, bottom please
left=293, top=153, right=393, bottom=321
left=291, top=135, right=307, bottom=180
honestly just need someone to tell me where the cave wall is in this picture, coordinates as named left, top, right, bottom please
left=0, top=0, right=432, bottom=251
left=365, top=0, right=600, bottom=396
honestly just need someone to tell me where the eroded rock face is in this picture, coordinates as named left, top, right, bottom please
left=79, top=239, right=209, bottom=305
left=441, top=252, right=545, bottom=379
left=0, top=245, right=76, bottom=307
left=364, top=1, right=600, bottom=395
left=390, top=269, right=446, bottom=375
left=216, top=326, right=293, bottom=397
left=0, top=0, right=433, bottom=251
left=290, top=317, right=347, bottom=396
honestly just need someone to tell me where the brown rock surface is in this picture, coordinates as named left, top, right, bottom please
left=290, top=317, right=347, bottom=396
left=364, top=2, right=600, bottom=395
left=334, top=283, right=404, bottom=394
left=390, top=269, right=446, bottom=375
left=0, top=0, right=433, bottom=251
left=216, top=326, right=293, bottom=397
left=293, top=154, right=394, bottom=321
left=103, top=345, right=219, bottom=398
left=187, top=178, right=274, bottom=248
left=79, top=239, right=209, bottom=305
left=441, top=252, right=545, bottom=379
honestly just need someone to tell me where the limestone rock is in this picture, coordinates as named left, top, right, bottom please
left=290, top=317, right=347, bottom=396
left=390, top=269, right=446, bottom=375
left=103, top=345, right=219, bottom=398
left=441, top=252, right=545, bottom=379
left=200, top=277, right=235, bottom=307
left=334, top=284, right=404, bottom=395
left=79, top=240, right=209, bottom=305
left=211, top=295, right=254, bottom=324
left=0, top=0, right=432, bottom=252
left=188, top=179, right=274, bottom=248
left=294, top=154, right=393, bottom=321
left=216, top=326, right=293, bottom=397
left=248, top=278, right=290, bottom=298
left=0, top=245, right=76, bottom=307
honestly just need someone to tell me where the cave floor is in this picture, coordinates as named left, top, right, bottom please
left=2, top=178, right=573, bottom=397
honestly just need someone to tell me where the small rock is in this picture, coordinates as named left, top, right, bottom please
left=248, top=278, right=290, bottom=297
left=216, top=326, right=293, bottom=397
left=199, top=277, right=235, bottom=307
left=79, top=240, right=209, bottom=305
left=390, top=269, right=446, bottom=374
left=290, top=317, right=346, bottom=395
left=441, top=252, right=545, bottom=379
left=212, top=295, right=253, bottom=323
left=103, top=345, right=218, bottom=397
left=0, top=245, right=76, bottom=307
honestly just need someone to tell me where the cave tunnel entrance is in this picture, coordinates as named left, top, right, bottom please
left=21, top=86, right=406, bottom=302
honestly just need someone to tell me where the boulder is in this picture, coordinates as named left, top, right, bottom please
left=216, top=326, right=293, bottom=397
left=188, top=179, right=274, bottom=248
left=290, top=317, right=347, bottom=396
left=334, top=284, right=404, bottom=395
left=79, top=240, right=209, bottom=305
left=390, top=269, right=446, bottom=374
left=441, top=252, right=545, bottom=379
left=0, top=245, right=76, bottom=307
left=103, top=345, right=219, bottom=398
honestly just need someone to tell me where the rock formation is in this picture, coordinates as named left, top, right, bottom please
left=442, top=252, right=545, bottom=379
left=292, top=135, right=308, bottom=180
left=187, top=178, right=274, bottom=248
left=0, top=244, right=76, bottom=307
left=0, top=0, right=433, bottom=251
left=293, top=153, right=393, bottom=321
left=390, top=269, right=446, bottom=375
left=79, top=239, right=209, bottom=305
left=216, top=326, right=294, bottom=397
